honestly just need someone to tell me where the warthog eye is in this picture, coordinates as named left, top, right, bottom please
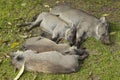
left=16, top=55, right=24, bottom=61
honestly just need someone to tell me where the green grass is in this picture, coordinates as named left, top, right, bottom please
left=0, top=0, right=120, bottom=80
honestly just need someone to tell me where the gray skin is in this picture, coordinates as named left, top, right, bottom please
left=50, top=5, right=110, bottom=48
left=20, top=12, right=74, bottom=44
left=10, top=50, right=80, bottom=74
left=23, top=36, right=89, bottom=60
left=23, top=36, right=70, bottom=53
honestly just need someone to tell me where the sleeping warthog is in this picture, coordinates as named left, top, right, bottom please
left=23, top=36, right=70, bottom=53
left=10, top=50, right=80, bottom=74
left=19, top=12, right=75, bottom=45
left=23, top=36, right=88, bottom=60
left=50, top=5, right=110, bottom=48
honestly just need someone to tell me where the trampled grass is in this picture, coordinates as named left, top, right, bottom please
left=0, top=0, right=120, bottom=80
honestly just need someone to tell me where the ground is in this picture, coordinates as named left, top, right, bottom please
left=0, top=0, right=120, bottom=80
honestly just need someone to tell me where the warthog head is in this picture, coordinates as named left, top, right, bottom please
left=10, top=51, right=25, bottom=69
left=95, top=16, right=110, bottom=45
left=65, top=27, right=76, bottom=46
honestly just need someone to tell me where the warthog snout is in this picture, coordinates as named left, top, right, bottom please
left=101, top=35, right=110, bottom=45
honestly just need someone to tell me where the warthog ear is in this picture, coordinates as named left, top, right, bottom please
left=100, top=16, right=106, bottom=23
left=9, top=52, right=15, bottom=59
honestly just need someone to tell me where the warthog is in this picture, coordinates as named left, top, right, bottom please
left=50, top=5, right=110, bottom=48
left=23, top=36, right=70, bottom=53
left=10, top=50, right=80, bottom=74
left=19, top=12, right=75, bottom=45
left=23, top=36, right=88, bottom=60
